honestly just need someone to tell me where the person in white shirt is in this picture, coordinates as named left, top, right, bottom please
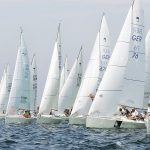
left=131, top=109, right=139, bottom=120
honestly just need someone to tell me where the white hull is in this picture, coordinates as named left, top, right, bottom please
left=5, top=115, right=34, bottom=124
left=37, top=115, right=68, bottom=124
left=69, top=116, right=86, bottom=125
left=145, top=119, right=150, bottom=133
left=86, top=116, right=146, bottom=129
left=86, top=116, right=116, bottom=128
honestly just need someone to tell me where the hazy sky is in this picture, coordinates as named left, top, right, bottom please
left=0, top=0, right=149, bottom=105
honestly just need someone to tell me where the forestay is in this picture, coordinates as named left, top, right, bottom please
left=71, top=15, right=111, bottom=117
left=58, top=48, right=82, bottom=113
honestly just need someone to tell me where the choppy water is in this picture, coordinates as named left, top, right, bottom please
left=0, top=120, right=149, bottom=150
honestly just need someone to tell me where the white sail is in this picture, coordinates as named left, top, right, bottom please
left=71, top=14, right=111, bottom=117
left=88, top=7, right=132, bottom=117
left=6, top=31, right=31, bottom=116
left=144, top=30, right=150, bottom=107
left=59, top=57, right=69, bottom=94
left=0, top=70, right=4, bottom=93
left=0, top=65, right=12, bottom=114
left=39, top=25, right=61, bottom=115
left=58, top=48, right=82, bottom=113
left=119, top=0, right=144, bottom=109
left=30, top=54, right=37, bottom=113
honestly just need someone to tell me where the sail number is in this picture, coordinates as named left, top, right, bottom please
left=99, top=66, right=106, bottom=71
left=132, top=52, right=138, bottom=59
left=102, top=55, right=110, bottom=59
left=132, top=35, right=142, bottom=42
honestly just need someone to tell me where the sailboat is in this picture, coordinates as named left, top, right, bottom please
left=59, top=57, right=69, bottom=94
left=69, top=14, right=111, bottom=125
left=86, top=0, right=145, bottom=129
left=58, top=48, right=82, bottom=119
left=37, top=24, right=62, bottom=124
left=30, top=54, right=37, bottom=116
left=5, top=29, right=33, bottom=123
left=0, top=64, right=12, bottom=118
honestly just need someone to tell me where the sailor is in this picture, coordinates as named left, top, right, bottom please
left=37, top=106, right=39, bottom=114
left=64, top=109, right=70, bottom=117
left=118, top=108, right=124, bottom=115
left=89, top=93, right=95, bottom=101
left=131, top=109, right=139, bottom=120
left=23, top=110, right=31, bottom=118
left=139, top=111, right=146, bottom=121
left=49, top=111, right=53, bottom=115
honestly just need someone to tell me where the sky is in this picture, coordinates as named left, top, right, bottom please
left=0, top=0, right=149, bottom=105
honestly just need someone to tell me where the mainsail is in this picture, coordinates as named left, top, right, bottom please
left=39, top=25, right=61, bottom=115
left=120, top=0, right=145, bottom=108
left=71, top=14, right=111, bottom=117
left=58, top=48, right=82, bottom=113
left=88, top=7, right=132, bottom=117
left=6, top=30, right=31, bottom=116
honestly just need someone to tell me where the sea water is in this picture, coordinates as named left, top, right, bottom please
left=0, top=120, right=150, bottom=149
